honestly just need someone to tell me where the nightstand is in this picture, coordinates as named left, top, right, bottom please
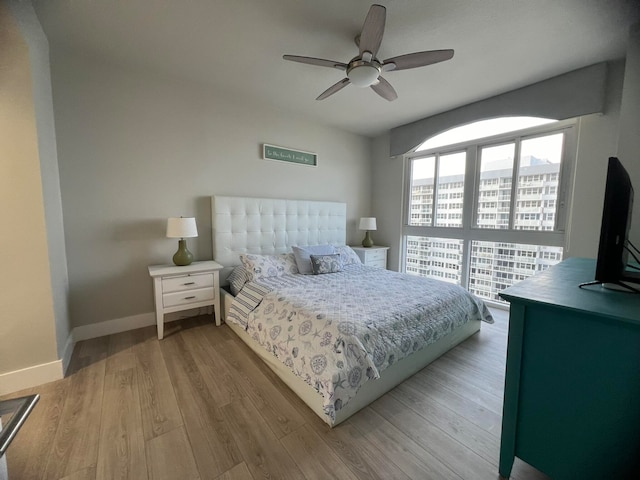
left=148, top=260, right=223, bottom=339
left=350, top=245, right=389, bottom=269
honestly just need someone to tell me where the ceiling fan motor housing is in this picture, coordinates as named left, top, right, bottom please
left=347, top=59, right=381, bottom=87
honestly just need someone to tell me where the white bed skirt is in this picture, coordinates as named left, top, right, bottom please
left=221, top=287, right=481, bottom=427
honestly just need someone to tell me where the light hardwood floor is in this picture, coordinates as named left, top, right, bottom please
left=1, top=309, right=550, bottom=480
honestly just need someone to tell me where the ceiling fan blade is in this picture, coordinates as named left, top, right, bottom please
left=383, top=49, right=454, bottom=71
left=316, top=78, right=351, bottom=100
left=358, top=4, right=386, bottom=57
left=371, top=76, right=397, bottom=101
left=283, top=55, right=348, bottom=70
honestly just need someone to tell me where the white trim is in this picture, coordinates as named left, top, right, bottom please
left=60, top=332, right=75, bottom=375
left=0, top=360, right=63, bottom=396
left=72, top=312, right=156, bottom=342
left=71, top=308, right=211, bottom=342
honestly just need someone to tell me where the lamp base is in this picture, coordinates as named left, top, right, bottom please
left=173, top=239, right=194, bottom=266
left=362, top=231, right=374, bottom=248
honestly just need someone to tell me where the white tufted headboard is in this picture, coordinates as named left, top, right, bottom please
left=212, top=195, right=347, bottom=282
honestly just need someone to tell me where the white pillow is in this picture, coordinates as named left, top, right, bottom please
left=292, top=244, right=336, bottom=274
left=240, top=253, right=299, bottom=281
left=334, top=245, right=362, bottom=266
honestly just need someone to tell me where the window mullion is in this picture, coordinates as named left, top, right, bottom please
left=509, top=138, right=522, bottom=229
left=432, top=153, right=440, bottom=227
left=459, top=146, right=477, bottom=289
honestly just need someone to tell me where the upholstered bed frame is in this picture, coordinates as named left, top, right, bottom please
left=211, top=195, right=481, bottom=426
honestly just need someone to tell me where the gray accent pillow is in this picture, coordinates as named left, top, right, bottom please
left=292, top=244, right=336, bottom=274
left=310, top=253, right=343, bottom=274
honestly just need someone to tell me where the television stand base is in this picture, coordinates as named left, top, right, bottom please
left=578, top=280, right=640, bottom=294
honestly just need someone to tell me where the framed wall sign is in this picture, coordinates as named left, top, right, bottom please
left=262, top=144, right=317, bottom=167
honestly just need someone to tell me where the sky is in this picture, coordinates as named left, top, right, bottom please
left=413, top=117, right=562, bottom=179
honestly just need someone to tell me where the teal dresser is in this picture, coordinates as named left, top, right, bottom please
left=498, top=257, right=640, bottom=479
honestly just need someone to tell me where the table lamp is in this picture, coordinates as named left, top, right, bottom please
left=359, top=217, right=377, bottom=248
left=166, top=217, right=198, bottom=266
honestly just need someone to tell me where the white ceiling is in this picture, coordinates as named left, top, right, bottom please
left=32, top=0, right=640, bottom=137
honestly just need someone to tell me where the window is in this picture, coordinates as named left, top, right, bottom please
left=408, top=151, right=466, bottom=228
left=403, top=119, right=575, bottom=305
left=405, top=236, right=463, bottom=285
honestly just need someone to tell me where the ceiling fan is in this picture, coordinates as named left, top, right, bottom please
left=283, top=4, right=454, bottom=102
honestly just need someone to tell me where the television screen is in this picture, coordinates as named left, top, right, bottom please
left=580, top=156, right=640, bottom=293
left=594, top=157, right=633, bottom=283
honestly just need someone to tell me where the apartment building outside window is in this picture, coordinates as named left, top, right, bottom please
left=403, top=118, right=576, bottom=305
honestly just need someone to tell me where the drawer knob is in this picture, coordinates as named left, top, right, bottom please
left=183, top=282, right=196, bottom=286
left=184, top=296, right=196, bottom=300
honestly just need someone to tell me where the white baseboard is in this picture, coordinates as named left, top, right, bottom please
left=1, top=309, right=208, bottom=396
left=0, top=360, right=63, bottom=396
left=71, top=308, right=208, bottom=342
left=72, top=312, right=156, bottom=342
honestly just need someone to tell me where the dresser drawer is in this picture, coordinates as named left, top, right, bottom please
left=162, top=273, right=213, bottom=293
left=163, top=287, right=214, bottom=308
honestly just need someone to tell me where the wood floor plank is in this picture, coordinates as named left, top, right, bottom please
left=96, top=368, right=147, bottom=480
left=133, top=328, right=184, bottom=441
left=408, top=366, right=503, bottom=436
left=281, top=424, right=360, bottom=480
left=3, top=382, right=68, bottom=480
left=215, top=462, right=255, bottom=480
left=318, top=419, right=413, bottom=480
left=420, top=361, right=504, bottom=415
left=207, top=331, right=307, bottom=439
left=43, top=337, right=108, bottom=479
left=179, top=325, right=243, bottom=407
left=221, top=396, right=305, bottom=480
left=161, top=332, right=241, bottom=478
left=371, top=393, right=499, bottom=480
left=348, top=407, right=463, bottom=480
left=391, top=381, right=500, bottom=465
left=443, top=343, right=507, bottom=382
left=433, top=354, right=505, bottom=398
left=105, top=329, right=137, bottom=374
left=146, top=426, right=200, bottom=480
left=58, top=466, right=97, bottom=480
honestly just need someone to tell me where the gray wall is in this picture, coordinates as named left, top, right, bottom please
left=616, top=23, right=640, bottom=243
left=372, top=59, right=631, bottom=269
left=50, top=53, right=373, bottom=328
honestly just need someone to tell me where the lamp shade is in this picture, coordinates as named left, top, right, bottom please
left=359, top=217, right=377, bottom=231
left=166, top=217, right=198, bottom=238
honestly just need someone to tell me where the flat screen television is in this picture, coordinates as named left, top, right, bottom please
left=580, top=157, right=639, bottom=293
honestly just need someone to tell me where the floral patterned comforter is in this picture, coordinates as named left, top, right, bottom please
left=228, top=264, right=493, bottom=424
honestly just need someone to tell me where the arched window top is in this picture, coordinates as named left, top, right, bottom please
left=415, top=117, right=557, bottom=152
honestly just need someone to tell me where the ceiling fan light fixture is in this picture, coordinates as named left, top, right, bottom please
left=347, top=63, right=381, bottom=87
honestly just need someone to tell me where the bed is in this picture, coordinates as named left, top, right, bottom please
left=212, top=195, right=493, bottom=427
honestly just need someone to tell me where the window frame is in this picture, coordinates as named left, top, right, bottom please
left=401, top=119, right=577, bottom=303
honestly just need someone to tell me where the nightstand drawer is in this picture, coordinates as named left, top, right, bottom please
left=162, top=273, right=213, bottom=293
left=367, top=259, right=387, bottom=269
left=366, top=250, right=386, bottom=261
left=163, top=287, right=214, bottom=308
